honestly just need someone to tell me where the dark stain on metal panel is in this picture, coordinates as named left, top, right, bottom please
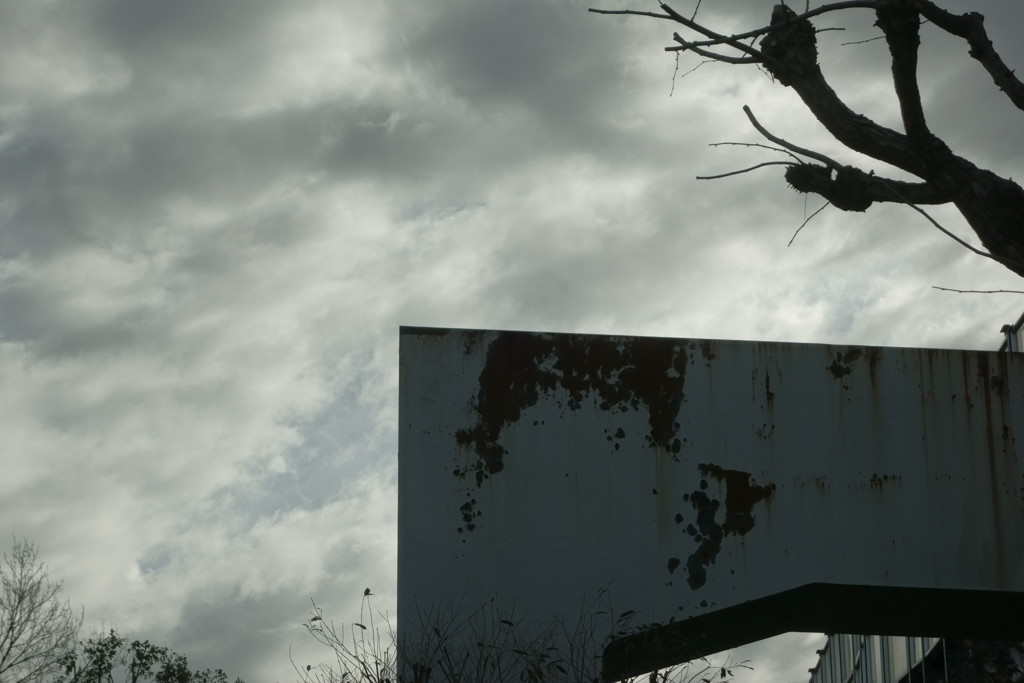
left=699, top=340, right=716, bottom=363
left=683, top=464, right=775, bottom=589
left=978, top=352, right=1011, bottom=584
left=454, top=332, right=689, bottom=489
left=456, top=497, right=481, bottom=534
left=866, top=346, right=880, bottom=378
left=869, top=473, right=901, bottom=490
left=827, top=348, right=863, bottom=379
left=701, top=464, right=776, bottom=535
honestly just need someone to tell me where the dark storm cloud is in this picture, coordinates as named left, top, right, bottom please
left=2, top=3, right=1024, bottom=683
left=0, top=134, right=85, bottom=258
left=411, top=1, right=606, bottom=111
left=90, top=0, right=284, bottom=74
left=402, top=0, right=672, bottom=159
left=95, top=113, right=313, bottom=212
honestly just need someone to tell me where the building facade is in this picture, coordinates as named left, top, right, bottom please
left=807, top=636, right=942, bottom=683
left=1001, top=310, right=1024, bottom=352
left=807, top=318, right=1024, bottom=683
left=807, top=635, right=1023, bottom=683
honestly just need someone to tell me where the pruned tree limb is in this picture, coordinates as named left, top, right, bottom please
left=914, top=0, right=1024, bottom=111
left=591, top=0, right=1024, bottom=277
left=759, top=4, right=928, bottom=176
left=876, top=2, right=930, bottom=141
left=784, top=163, right=949, bottom=210
left=593, top=1, right=883, bottom=56
left=657, top=3, right=766, bottom=61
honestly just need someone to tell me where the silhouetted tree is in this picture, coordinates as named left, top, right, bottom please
left=591, top=1, right=1024, bottom=276
left=0, top=539, right=82, bottom=683
left=56, top=630, right=245, bottom=683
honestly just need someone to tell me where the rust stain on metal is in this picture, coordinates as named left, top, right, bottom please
left=978, top=352, right=1011, bottom=583
left=827, top=348, right=863, bottom=379
left=682, top=464, right=776, bottom=590
left=454, top=332, right=689, bottom=489
left=764, top=371, right=775, bottom=411
left=866, top=346, right=882, bottom=381
left=869, top=473, right=902, bottom=490
left=456, top=497, right=481, bottom=534
left=699, top=340, right=717, bottom=363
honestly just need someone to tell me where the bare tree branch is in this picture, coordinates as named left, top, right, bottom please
left=742, top=106, right=843, bottom=169
left=689, top=0, right=702, bottom=22
left=0, top=539, right=81, bottom=683
left=914, top=0, right=1024, bottom=111
left=784, top=163, right=950, bottom=209
left=709, top=141, right=804, bottom=164
left=696, top=161, right=794, bottom=181
left=878, top=178, right=1024, bottom=272
left=592, top=1, right=882, bottom=54
left=657, top=4, right=766, bottom=61
left=876, top=2, right=931, bottom=141
left=758, top=5, right=928, bottom=176
left=593, top=1, right=1024, bottom=276
left=671, top=57, right=714, bottom=92
left=789, top=202, right=831, bottom=246
left=669, top=34, right=758, bottom=63
left=932, top=286, right=1024, bottom=295
left=588, top=8, right=672, bottom=20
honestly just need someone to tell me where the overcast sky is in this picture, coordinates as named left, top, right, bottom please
left=2, top=1, right=1023, bottom=681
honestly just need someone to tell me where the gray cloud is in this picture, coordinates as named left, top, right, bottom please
left=1, top=1, right=1022, bottom=682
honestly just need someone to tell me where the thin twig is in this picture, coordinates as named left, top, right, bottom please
left=932, top=286, right=1024, bottom=295
left=658, top=3, right=766, bottom=61
left=709, top=141, right=803, bottom=163
left=669, top=33, right=759, bottom=62
left=876, top=177, right=1024, bottom=272
left=842, top=17, right=925, bottom=46
left=841, top=33, right=887, bottom=46
left=676, top=58, right=713, bottom=83
left=670, top=52, right=680, bottom=96
left=588, top=8, right=672, bottom=19
left=742, top=105, right=843, bottom=169
left=697, top=161, right=793, bottom=180
left=789, top=202, right=831, bottom=246
left=897, top=200, right=996, bottom=258
left=592, top=1, right=881, bottom=56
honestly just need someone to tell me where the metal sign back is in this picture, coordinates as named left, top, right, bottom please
left=398, top=327, right=1024, bottom=679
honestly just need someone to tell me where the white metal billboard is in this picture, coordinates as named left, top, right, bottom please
left=398, top=327, right=1024, bottom=679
